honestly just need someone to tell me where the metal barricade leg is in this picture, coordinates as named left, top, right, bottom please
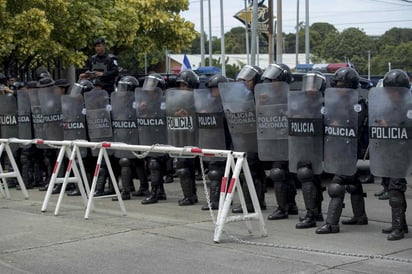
left=41, top=145, right=66, bottom=212
left=102, top=148, right=126, bottom=216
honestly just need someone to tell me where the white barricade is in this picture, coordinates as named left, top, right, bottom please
left=0, top=138, right=267, bottom=242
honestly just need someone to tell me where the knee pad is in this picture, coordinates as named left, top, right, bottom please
left=148, top=158, right=161, bottom=170
left=328, top=183, right=346, bottom=198
left=296, top=166, right=313, bottom=183
left=208, top=169, right=223, bottom=181
left=176, top=167, right=191, bottom=179
left=119, top=158, right=130, bottom=167
left=269, top=167, right=286, bottom=182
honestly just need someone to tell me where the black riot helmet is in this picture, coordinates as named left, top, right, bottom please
left=117, top=75, right=139, bottom=92
left=383, top=69, right=411, bottom=89
left=70, top=79, right=94, bottom=96
left=207, top=74, right=228, bottom=88
left=176, top=70, right=199, bottom=89
left=236, top=65, right=263, bottom=86
left=262, top=63, right=293, bottom=84
left=0, top=73, right=7, bottom=85
left=332, top=67, right=360, bottom=89
left=302, top=71, right=326, bottom=93
left=143, top=73, right=166, bottom=91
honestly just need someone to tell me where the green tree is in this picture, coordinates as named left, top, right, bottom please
left=0, top=0, right=197, bottom=78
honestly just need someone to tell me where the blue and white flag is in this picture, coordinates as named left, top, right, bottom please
left=180, top=54, right=192, bottom=72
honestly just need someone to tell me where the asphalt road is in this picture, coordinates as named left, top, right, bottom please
left=1, top=170, right=412, bottom=274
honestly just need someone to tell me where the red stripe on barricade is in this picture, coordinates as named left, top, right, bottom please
left=191, top=147, right=202, bottom=154
left=102, top=142, right=111, bottom=148
left=67, top=160, right=73, bottom=172
left=220, top=177, right=227, bottom=193
left=36, top=139, right=44, bottom=145
left=94, top=164, right=100, bottom=177
left=204, top=153, right=215, bottom=157
left=227, top=178, right=236, bottom=193
left=52, top=161, right=59, bottom=174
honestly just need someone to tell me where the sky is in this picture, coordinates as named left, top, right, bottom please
left=181, top=0, right=412, bottom=38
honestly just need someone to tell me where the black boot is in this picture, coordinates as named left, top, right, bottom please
left=67, top=184, right=81, bottom=196
left=296, top=178, right=318, bottom=229
left=94, top=168, right=107, bottom=196
left=316, top=182, right=345, bottom=234
left=268, top=179, right=289, bottom=220
left=232, top=180, right=254, bottom=213
left=142, top=186, right=159, bottom=204
left=177, top=168, right=198, bottom=206
left=342, top=184, right=368, bottom=225
left=52, top=184, right=62, bottom=194
left=201, top=178, right=220, bottom=210
left=388, top=190, right=407, bottom=241
left=113, top=158, right=132, bottom=201
left=133, top=159, right=149, bottom=197
left=201, top=169, right=222, bottom=210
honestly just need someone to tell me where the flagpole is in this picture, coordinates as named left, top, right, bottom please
left=200, top=0, right=205, bottom=67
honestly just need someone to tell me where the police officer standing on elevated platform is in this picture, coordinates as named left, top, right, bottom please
left=79, top=37, right=119, bottom=94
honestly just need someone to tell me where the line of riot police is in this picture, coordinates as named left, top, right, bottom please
left=1, top=62, right=410, bottom=242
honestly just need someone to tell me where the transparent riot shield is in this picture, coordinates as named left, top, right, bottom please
left=61, top=94, right=88, bottom=157
left=165, top=88, right=197, bottom=147
left=17, top=90, right=32, bottom=148
left=135, top=87, right=167, bottom=146
left=219, top=82, right=258, bottom=153
left=323, top=88, right=359, bottom=176
left=255, top=82, right=289, bottom=161
left=111, top=91, right=139, bottom=158
left=0, top=94, right=19, bottom=151
left=368, top=87, right=412, bottom=178
left=28, top=88, right=47, bottom=140
left=194, top=88, right=226, bottom=150
left=84, top=89, right=113, bottom=142
left=288, top=89, right=324, bottom=174
left=38, top=86, right=64, bottom=141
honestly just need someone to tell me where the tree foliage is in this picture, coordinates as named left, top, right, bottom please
left=0, top=0, right=197, bottom=78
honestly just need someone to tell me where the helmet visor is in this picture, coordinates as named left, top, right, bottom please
left=236, top=65, right=257, bottom=81
left=262, top=64, right=283, bottom=81
left=302, top=73, right=325, bottom=92
left=143, top=76, right=159, bottom=91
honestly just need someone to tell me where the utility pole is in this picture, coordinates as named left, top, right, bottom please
left=250, top=0, right=258, bottom=66
left=268, top=0, right=274, bottom=63
left=276, top=0, right=283, bottom=64
left=200, top=0, right=205, bottom=67
left=305, top=0, right=310, bottom=64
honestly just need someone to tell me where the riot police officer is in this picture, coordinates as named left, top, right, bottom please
left=258, top=64, right=298, bottom=220
left=137, top=73, right=168, bottom=204
left=220, top=65, right=267, bottom=213
left=369, top=69, right=411, bottom=240
left=316, top=67, right=369, bottom=234
left=194, top=74, right=230, bottom=210
left=288, top=71, right=326, bottom=229
left=111, top=75, right=148, bottom=200
left=79, top=37, right=119, bottom=94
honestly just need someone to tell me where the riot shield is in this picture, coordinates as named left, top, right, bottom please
left=61, top=94, right=88, bottom=157
left=0, top=94, right=19, bottom=151
left=219, top=82, right=258, bottom=153
left=194, top=88, right=226, bottom=150
left=28, top=88, right=47, bottom=140
left=38, top=86, right=64, bottom=141
left=165, top=88, right=197, bottom=147
left=135, top=87, right=167, bottom=146
left=84, top=89, right=113, bottom=142
left=323, top=88, right=359, bottom=176
left=17, top=90, right=32, bottom=147
left=288, top=89, right=323, bottom=174
left=368, top=87, right=412, bottom=178
left=255, top=82, right=289, bottom=161
left=111, top=91, right=139, bottom=158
